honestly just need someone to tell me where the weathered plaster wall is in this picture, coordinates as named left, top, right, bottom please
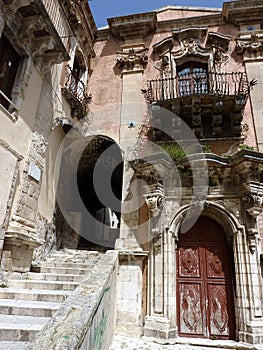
left=38, top=126, right=65, bottom=222
left=88, top=39, right=123, bottom=143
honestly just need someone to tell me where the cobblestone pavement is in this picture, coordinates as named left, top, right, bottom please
left=109, top=334, right=242, bottom=350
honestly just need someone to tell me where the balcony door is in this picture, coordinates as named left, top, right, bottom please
left=177, top=216, right=235, bottom=339
left=0, top=33, right=20, bottom=109
left=177, top=62, right=208, bottom=96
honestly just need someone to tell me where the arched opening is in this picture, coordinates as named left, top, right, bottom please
left=77, top=136, right=123, bottom=250
left=55, top=135, right=123, bottom=251
left=176, top=216, right=235, bottom=340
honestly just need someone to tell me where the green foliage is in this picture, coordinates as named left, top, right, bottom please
left=239, top=144, right=255, bottom=151
left=160, top=143, right=186, bottom=161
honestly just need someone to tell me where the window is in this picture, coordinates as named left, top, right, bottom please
left=177, top=62, right=208, bottom=96
left=0, top=33, right=20, bottom=109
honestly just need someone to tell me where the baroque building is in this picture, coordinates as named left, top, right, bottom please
left=0, top=0, right=263, bottom=349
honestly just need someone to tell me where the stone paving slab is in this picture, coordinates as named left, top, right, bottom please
left=0, top=341, right=30, bottom=349
left=109, top=335, right=252, bottom=350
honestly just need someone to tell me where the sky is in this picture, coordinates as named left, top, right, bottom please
left=89, top=0, right=225, bottom=28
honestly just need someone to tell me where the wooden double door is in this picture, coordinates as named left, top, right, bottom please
left=177, top=217, right=235, bottom=339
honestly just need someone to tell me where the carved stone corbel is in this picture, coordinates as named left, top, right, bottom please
left=236, top=34, right=263, bottom=60
left=117, top=48, right=148, bottom=72
left=242, top=189, right=263, bottom=218
left=143, top=183, right=165, bottom=218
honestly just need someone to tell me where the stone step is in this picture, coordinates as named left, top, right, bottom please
left=0, top=288, right=71, bottom=302
left=0, top=315, right=49, bottom=341
left=49, top=250, right=101, bottom=260
left=39, top=262, right=95, bottom=269
left=22, top=272, right=85, bottom=282
left=39, top=266, right=91, bottom=275
left=8, top=279, right=79, bottom=291
left=0, top=341, right=30, bottom=349
left=0, top=299, right=60, bottom=317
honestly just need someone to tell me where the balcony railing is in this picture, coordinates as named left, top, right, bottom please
left=147, top=72, right=249, bottom=103
left=41, top=0, right=71, bottom=49
left=62, top=65, right=92, bottom=119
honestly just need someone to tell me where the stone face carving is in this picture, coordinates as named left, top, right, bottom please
left=143, top=183, right=165, bottom=217
left=236, top=34, right=263, bottom=59
left=154, top=55, right=171, bottom=78
left=117, top=48, right=148, bottom=72
left=213, top=50, right=229, bottom=69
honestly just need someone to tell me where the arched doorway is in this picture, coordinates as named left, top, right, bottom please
left=176, top=216, right=235, bottom=339
left=55, top=135, right=123, bottom=251
left=77, top=135, right=123, bottom=250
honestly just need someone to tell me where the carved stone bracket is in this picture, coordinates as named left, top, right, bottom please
left=236, top=34, right=263, bottom=60
left=143, top=183, right=165, bottom=218
left=242, top=193, right=263, bottom=217
left=117, top=48, right=148, bottom=72
left=242, top=182, right=263, bottom=253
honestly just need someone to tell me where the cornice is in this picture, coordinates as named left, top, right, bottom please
left=108, top=12, right=157, bottom=39
left=222, top=0, right=263, bottom=26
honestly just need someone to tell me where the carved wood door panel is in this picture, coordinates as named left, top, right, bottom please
left=177, top=217, right=235, bottom=339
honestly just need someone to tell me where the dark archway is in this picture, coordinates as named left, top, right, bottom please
left=55, top=135, right=123, bottom=251
left=76, top=136, right=123, bottom=250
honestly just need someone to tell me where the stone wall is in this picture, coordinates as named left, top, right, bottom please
left=30, top=250, right=118, bottom=350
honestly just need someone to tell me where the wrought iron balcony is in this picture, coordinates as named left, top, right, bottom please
left=146, top=72, right=254, bottom=140
left=61, top=65, right=92, bottom=119
left=147, top=72, right=249, bottom=103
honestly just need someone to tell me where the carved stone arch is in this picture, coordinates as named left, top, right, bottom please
left=169, top=201, right=244, bottom=246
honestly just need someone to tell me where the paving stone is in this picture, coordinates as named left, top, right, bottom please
left=109, top=334, right=249, bottom=350
left=0, top=341, right=30, bottom=349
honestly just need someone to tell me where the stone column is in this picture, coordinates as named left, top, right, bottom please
left=115, top=45, right=149, bottom=251
left=239, top=182, right=263, bottom=344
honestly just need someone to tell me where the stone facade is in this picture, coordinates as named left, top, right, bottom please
left=0, top=1, right=263, bottom=349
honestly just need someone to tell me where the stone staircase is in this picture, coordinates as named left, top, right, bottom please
left=0, top=249, right=103, bottom=349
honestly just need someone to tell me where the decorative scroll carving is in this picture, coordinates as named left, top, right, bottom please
left=117, top=48, right=148, bottom=72
left=242, top=193, right=263, bottom=217
left=172, top=38, right=210, bottom=61
left=236, top=34, right=263, bottom=59
left=143, top=183, right=165, bottom=217
left=211, top=287, right=228, bottom=333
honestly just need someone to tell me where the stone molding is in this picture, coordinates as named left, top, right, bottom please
left=117, top=48, right=148, bottom=72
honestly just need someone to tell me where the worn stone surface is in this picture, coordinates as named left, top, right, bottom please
left=110, top=334, right=258, bottom=350
left=30, top=250, right=118, bottom=350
